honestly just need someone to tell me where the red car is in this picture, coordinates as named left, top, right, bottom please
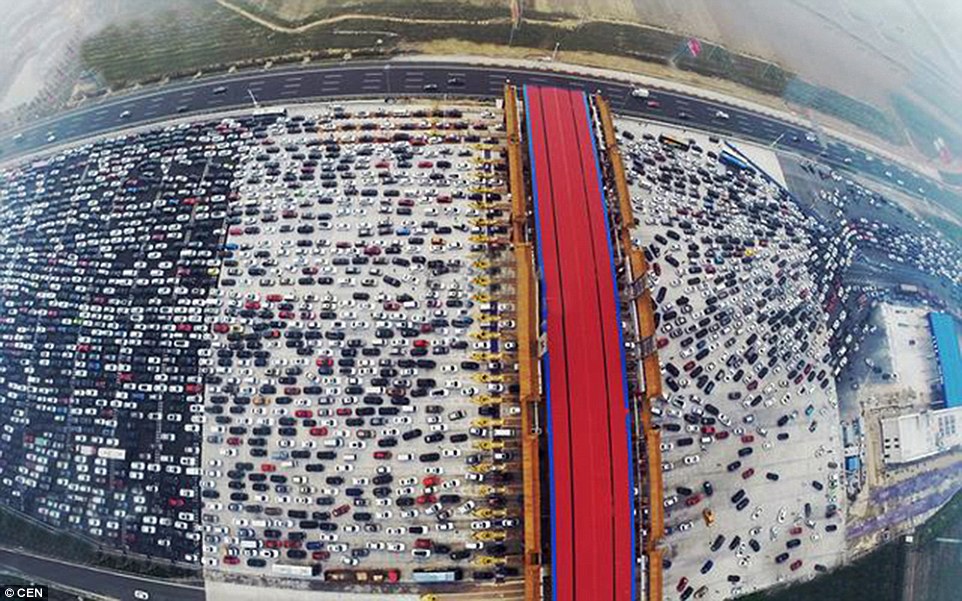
left=790, top=559, right=803, bottom=571
left=742, top=468, right=755, bottom=479
left=336, top=408, right=352, bottom=416
left=741, top=435, right=755, bottom=444
left=260, top=463, right=276, bottom=473
left=226, top=437, right=242, bottom=446
left=677, top=577, right=689, bottom=592
left=416, top=494, right=436, bottom=505
left=646, top=99, right=661, bottom=109
left=423, top=475, right=441, bottom=487
left=685, top=494, right=703, bottom=507
left=414, top=538, right=433, bottom=550
left=309, top=427, right=328, bottom=437
left=715, top=431, right=730, bottom=440
left=295, top=410, right=313, bottom=418
left=312, top=550, right=330, bottom=561
left=702, top=426, right=716, bottom=435
left=266, top=294, right=284, bottom=302
left=333, top=504, right=351, bottom=517
left=373, top=451, right=392, bottom=460
left=223, top=556, right=240, bottom=565
left=657, top=337, right=669, bottom=349
left=413, top=339, right=429, bottom=348
left=790, top=526, right=803, bottom=535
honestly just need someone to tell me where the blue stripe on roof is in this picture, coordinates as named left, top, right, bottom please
left=930, top=312, right=962, bottom=407
left=523, top=85, right=560, bottom=601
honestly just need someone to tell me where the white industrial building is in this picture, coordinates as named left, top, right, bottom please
left=880, top=406, right=962, bottom=464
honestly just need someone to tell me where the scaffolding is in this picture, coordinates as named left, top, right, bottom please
left=505, top=84, right=543, bottom=601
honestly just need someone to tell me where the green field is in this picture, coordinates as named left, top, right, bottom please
left=77, top=0, right=913, bottom=149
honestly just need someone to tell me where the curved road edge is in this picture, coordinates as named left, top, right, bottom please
left=0, top=546, right=204, bottom=601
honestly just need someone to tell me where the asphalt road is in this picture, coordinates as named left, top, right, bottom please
left=0, top=60, right=953, bottom=211
left=0, top=548, right=204, bottom=601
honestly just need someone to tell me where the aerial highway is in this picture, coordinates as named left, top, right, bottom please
left=0, top=547, right=204, bottom=601
left=0, top=60, right=949, bottom=207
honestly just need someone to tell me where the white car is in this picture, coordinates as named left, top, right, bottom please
left=134, top=592, right=150, bottom=601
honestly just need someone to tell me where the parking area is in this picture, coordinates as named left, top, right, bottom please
left=200, top=101, right=525, bottom=584
left=616, top=120, right=847, bottom=599
left=0, top=116, right=254, bottom=562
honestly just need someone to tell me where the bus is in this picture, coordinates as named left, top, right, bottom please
left=412, top=568, right=464, bottom=583
left=719, top=150, right=752, bottom=172
left=658, top=133, right=690, bottom=150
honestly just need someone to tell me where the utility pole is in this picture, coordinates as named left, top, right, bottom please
left=551, top=42, right=560, bottom=61
left=247, top=89, right=260, bottom=108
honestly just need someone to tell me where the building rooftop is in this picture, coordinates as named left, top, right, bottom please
left=929, top=312, right=962, bottom=408
left=880, top=406, right=962, bottom=464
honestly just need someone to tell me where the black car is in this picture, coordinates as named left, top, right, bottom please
left=711, top=534, right=725, bottom=552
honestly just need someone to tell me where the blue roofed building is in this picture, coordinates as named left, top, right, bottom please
left=928, top=312, right=962, bottom=408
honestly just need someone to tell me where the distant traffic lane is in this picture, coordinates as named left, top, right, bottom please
left=0, top=548, right=205, bottom=601
left=0, top=60, right=944, bottom=207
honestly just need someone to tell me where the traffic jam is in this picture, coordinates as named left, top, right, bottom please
left=0, top=117, right=245, bottom=563
left=200, top=103, right=524, bottom=582
left=619, top=124, right=848, bottom=599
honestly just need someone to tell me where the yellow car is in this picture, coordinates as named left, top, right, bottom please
left=473, top=530, right=507, bottom=542
left=471, top=417, right=503, bottom=428
left=473, top=440, right=504, bottom=451
left=470, top=331, right=500, bottom=341
left=471, top=395, right=502, bottom=406
left=477, top=373, right=505, bottom=383
left=420, top=595, right=439, bottom=601
left=474, top=555, right=507, bottom=567
left=473, top=508, right=507, bottom=519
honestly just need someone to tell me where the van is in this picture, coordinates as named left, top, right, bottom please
left=492, top=428, right=516, bottom=438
